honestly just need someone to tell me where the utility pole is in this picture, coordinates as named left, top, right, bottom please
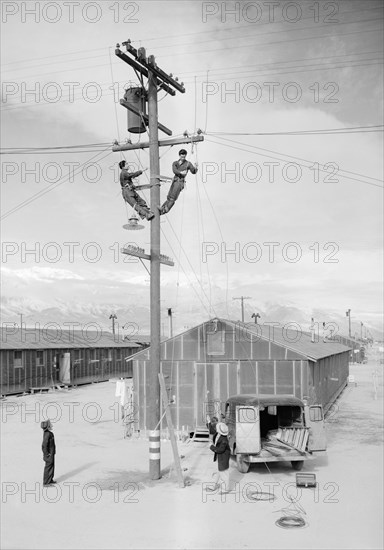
left=251, top=313, right=261, bottom=324
left=167, top=308, right=173, bottom=338
left=346, top=309, right=351, bottom=338
left=114, top=40, right=204, bottom=481
left=233, top=296, right=252, bottom=323
left=360, top=322, right=363, bottom=341
left=109, top=314, right=117, bottom=336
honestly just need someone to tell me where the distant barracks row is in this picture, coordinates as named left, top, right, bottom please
left=0, top=329, right=147, bottom=394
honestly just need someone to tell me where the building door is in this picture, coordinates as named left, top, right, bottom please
left=59, top=353, right=71, bottom=384
left=195, top=363, right=221, bottom=426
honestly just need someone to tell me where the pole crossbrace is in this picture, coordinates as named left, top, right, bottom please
left=112, top=134, right=204, bottom=152
left=121, top=247, right=174, bottom=267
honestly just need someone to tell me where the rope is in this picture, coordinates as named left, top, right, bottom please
left=194, top=149, right=212, bottom=315
left=198, top=150, right=230, bottom=318
left=168, top=179, right=186, bottom=396
left=204, top=70, right=210, bottom=133
left=109, top=47, right=135, bottom=225
left=108, top=47, right=121, bottom=144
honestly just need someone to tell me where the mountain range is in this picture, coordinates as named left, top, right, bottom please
left=1, top=295, right=381, bottom=341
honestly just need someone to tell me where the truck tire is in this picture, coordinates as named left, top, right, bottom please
left=237, top=454, right=250, bottom=473
left=291, top=460, right=304, bottom=471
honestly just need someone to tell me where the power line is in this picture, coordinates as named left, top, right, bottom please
left=2, top=56, right=382, bottom=113
left=1, top=125, right=382, bottom=156
left=0, top=148, right=113, bottom=221
left=2, top=5, right=382, bottom=70
left=205, top=135, right=384, bottom=188
left=178, top=50, right=384, bottom=77
left=207, top=125, right=384, bottom=136
left=2, top=49, right=382, bottom=112
left=2, top=18, right=382, bottom=81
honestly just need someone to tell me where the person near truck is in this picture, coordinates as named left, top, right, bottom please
left=209, top=422, right=231, bottom=493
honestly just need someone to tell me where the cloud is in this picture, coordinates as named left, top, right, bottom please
left=1, top=266, right=84, bottom=283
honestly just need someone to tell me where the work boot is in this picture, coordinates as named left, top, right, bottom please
left=205, top=484, right=219, bottom=492
left=146, top=211, right=155, bottom=221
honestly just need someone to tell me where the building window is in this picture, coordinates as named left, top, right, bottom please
left=102, top=350, right=112, bottom=362
left=36, top=350, right=45, bottom=366
left=207, top=331, right=225, bottom=355
left=14, top=351, right=23, bottom=368
left=237, top=407, right=259, bottom=423
left=73, top=349, right=83, bottom=366
left=309, top=406, right=323, bottom=422
left=89, top=349, right=99, bottom=364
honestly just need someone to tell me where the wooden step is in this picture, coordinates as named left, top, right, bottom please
left=192, top=426, right=210, bottom=442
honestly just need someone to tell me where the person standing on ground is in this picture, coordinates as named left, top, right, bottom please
left=209, top=422, right=231, bottom=493
left=41, top=420, right=56, bottom=486
left=206, top=415, right=218, bottom=442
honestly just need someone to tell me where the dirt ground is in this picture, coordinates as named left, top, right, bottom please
left=1, top=349, right=383, bottom=550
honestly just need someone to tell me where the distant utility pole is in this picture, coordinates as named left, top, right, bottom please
left=346, top=309, right=351, bottom=338
left=233, top=296, right=252, bottom=323
left=109, top=314, right=117, bottom=336
left=167, top=308, right=173, bottom=338
left=113, top=40, right=204, bottom=481
left=251, top=313, right=261, bottom=324
left=360, top=322, right=364, bottom=341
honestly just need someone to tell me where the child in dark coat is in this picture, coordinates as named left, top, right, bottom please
left=209, top=422, right=230, bottom=493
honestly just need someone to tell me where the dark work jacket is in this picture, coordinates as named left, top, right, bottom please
left=206, top=421, right=217, bottom=436
left=120, top=169, right=143, bottom=189
left=42, top=430, right=56, bottom=462
left=210, top=434, right=230, bottom=471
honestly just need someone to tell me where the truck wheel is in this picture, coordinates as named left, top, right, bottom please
left=291, top=461, right=304, bottom=471
left=237, top=454, right=250, bottom=473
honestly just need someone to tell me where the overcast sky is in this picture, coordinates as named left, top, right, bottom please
left=1, top=0, right=383, bottom=333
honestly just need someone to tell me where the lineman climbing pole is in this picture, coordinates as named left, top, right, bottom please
left=113, top=40, right=204, bottom=480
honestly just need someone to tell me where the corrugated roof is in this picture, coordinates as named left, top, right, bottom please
left=0, top=328, right=141, bottom=350
left=127, top=318, right=352, bottom=363
left=223, top=319, right=352, bottom=361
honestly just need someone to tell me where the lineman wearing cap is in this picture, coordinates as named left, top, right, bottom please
left=209, top=422, right=231, bottom=493
left=119, top=160, right=155, bottom=221
left=159, top=149, right=198, bottom=215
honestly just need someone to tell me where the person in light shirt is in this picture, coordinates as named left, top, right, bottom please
left=159, top=149, right=198, bottom=215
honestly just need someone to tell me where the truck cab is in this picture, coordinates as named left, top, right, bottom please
left=225, top=394, right=326, bottom=473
